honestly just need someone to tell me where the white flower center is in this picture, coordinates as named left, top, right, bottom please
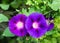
left=32, top=22, right=39, bottom=29
left=16, top=21, right=24, bottom=29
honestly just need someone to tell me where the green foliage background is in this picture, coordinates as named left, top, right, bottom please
left=0, top=0, right=60, bottom=43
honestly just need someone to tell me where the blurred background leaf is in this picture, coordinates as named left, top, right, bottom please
left=48, top=0, right=60, bottom=11
left=0, top=4, right=9, bottom=10
left=0, top=14, right=9, bottom=22
left=2, top=27, right=15, bottom=37
left=10, top=0, right=20, bottom=9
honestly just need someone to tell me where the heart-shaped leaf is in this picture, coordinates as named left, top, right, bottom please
left=2, top=27, right=15, bottom=37
left=0, top=14, right=9, bottom=22
left=0, top=4, right=9, bottom=10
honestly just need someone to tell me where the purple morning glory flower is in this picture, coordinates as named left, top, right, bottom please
left=9, top=14, right=27, bottom=37
left=44, top=15, right=54, bottom=31
left=25, top=12, right=48, bottom=38
left=46, top=18, right=54, bottom=31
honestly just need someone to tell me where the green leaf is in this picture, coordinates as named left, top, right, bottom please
left=21, top=8, right=29, bottom=16
left=21, top=8, right=36, bottom=16
left=51, top=38, right=57, bottom=43
left=26, top=0, right=33, bottom=5
left=31, top=38, right=39, bottom=43
left=54, top=16, right=60, bottom=29
left=2, top=27, right=15, bottom=37
left=17, top=37, right=23, bottom=43
left=48, top=0, right=60, bottom=11
left=0, top=14, right=9, bottom=22
left=57, top=38, right=60, bottom=43
left=52, top=31, right=60, bottom=37
left=46, top=30, right=56, bottom=36
left=28, top=8, right=35, bottom=14
left=0, top=4, right=9, bottom=10
left=43, top=39, right=51, bottom=43
left=10, top=0, right=20, bottom=8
